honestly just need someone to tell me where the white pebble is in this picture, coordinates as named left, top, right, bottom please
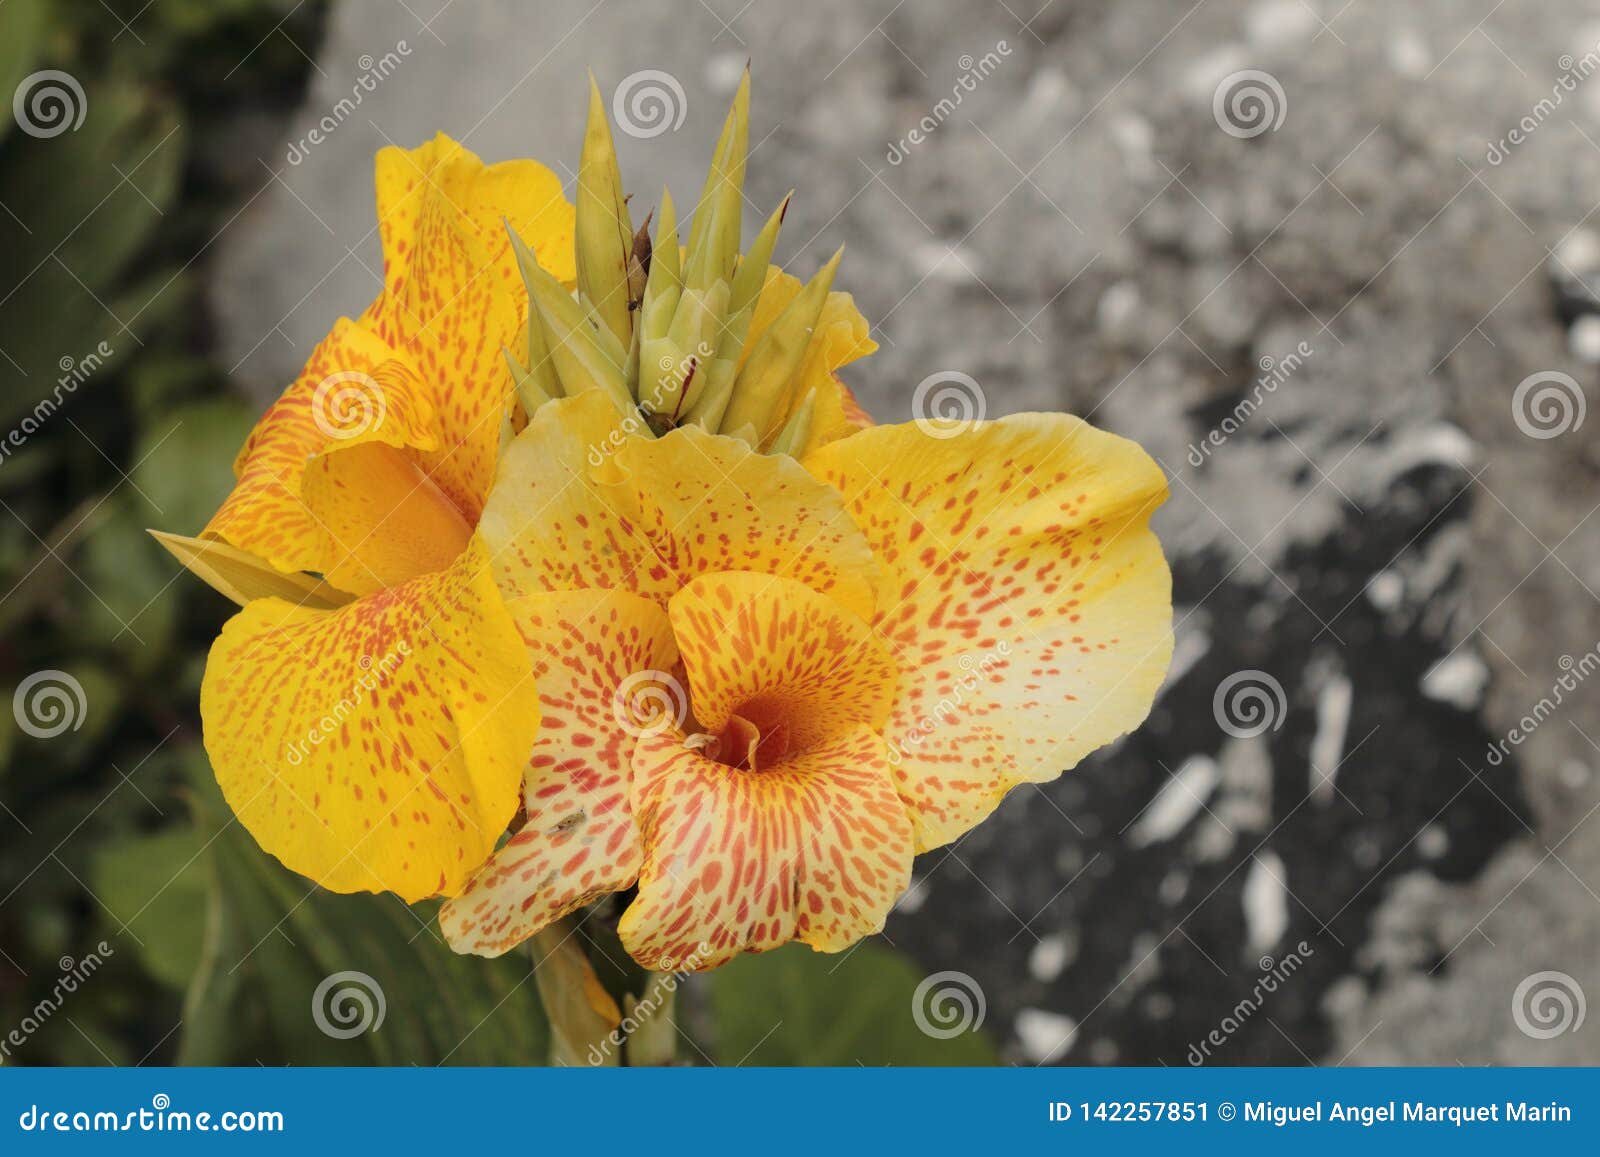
left=1416, top=823, right=1449, bottom=860
left=1420, top=650, right=1489, bottom=710
left=1243, top=851, right=1289, bottom=955
left=1029, top=932, right=1077, bottom=982
left=1015, top=1008, right=1077, bottom=1062
left=1129, top=756, right=1219, bottom=847
left=1247, top=0, right=1320, bottom=49
left=1365, top=569, right=1404, bottom=612
left=1570, top=315, right=1600, bottom=364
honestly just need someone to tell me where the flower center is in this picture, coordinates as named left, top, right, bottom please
left=709, top=698, right=793, bottom=772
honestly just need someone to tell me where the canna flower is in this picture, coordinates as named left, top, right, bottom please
left=157, top=66, right=1171, bottom=977
left=154, top=136, right=578, bottom=901
left=438, top=75, right=1173, bottom=970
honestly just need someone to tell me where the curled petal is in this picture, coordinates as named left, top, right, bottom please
left=668, top=570, right=897, bottom=748
left=204, top=320, right=401, bottom=580
left=204, top=136, right=576, bottom=587
left=363, top=134, right=576, bottom=520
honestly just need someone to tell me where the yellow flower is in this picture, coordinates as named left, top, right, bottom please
left=431, top=73, right=1170, bottom=970
left=439, top=382, right=1170, bottom=968
left=156, top=135, right=574, bottom=901
left=162, top=70, right=1171, bottom=976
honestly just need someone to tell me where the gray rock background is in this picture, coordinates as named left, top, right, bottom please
left=211, top=0, right=1600, bottom=1065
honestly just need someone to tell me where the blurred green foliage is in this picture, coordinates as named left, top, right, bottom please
left=0, top=0, right=349, bottom=1067
left=0, top=0, right=998, bottom=1068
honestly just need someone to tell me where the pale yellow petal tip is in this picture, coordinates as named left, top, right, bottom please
left=150, top=530, right=351, bottom=611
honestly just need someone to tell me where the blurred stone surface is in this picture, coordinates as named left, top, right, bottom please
left=210, top=0, right=1600, bottom=1064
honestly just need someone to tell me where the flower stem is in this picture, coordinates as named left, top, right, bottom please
left=531, top=920, right=622, bottom=1066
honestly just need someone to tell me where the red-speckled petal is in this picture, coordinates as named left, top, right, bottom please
left=203, top=136, right=574, bottom=585
left=199, top=537, right=538, bottom=902
left=441, top=588, right=677, bottom=957
left=203, top=321, right=405, bottom=580
left=804, top=414, right=1173, bottom=852
left=480, top=392, right=879, bottom=618
left=618, top=724, right=913, bottom=971
left=668, top=570, right=897, bottom=745
left=360, top=134, right=575, bottom=521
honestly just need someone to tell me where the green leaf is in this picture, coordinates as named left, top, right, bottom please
left=0, top=80, right=184, bottom=426
left=0, top=0, right=47, bottom=145
left=91, top=826, right=208, bottom=989
left=178, top=768, right=550, bottom=1065
left=81, top=493, right=179, bottom=659
left=129, top=396, right=255, bottom=531
left=708, top=942, right=1000, bottom=1066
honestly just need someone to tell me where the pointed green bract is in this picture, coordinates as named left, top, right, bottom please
left=511, top=222, right=634, bottom=419
left=503, top=345, right=554, bottom=415
left=509, top=71, right=867, bottom=455
left=769, top=386, right=817, bottom=457
left=728, top=193, right=790, bottom=325
left=717, top=245, right=843, bottom=441
left=577, top=74, right=636, bottom=349
left=681, top=68, right=748, bottom=296
left=505, top=223, right=565, bottom=403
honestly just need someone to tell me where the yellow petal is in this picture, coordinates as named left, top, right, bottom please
left=203, top=319, right=400, bottom=578
left=805, top=414, right=1173, bottom=851
left=618, top=724, right=913, bottom=971
left=301, top=440, right=475, bottom=596
left=202, top=135, right=576, bottom=587
left=442, top=588, right=677, bottom=957
left=199, top=537, right=538, bottom=902
left=480, top=392, right=879, bottom=619
left=362, top=134, right=576, bottom=520
left=792, top=375, right=875, bottom=458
